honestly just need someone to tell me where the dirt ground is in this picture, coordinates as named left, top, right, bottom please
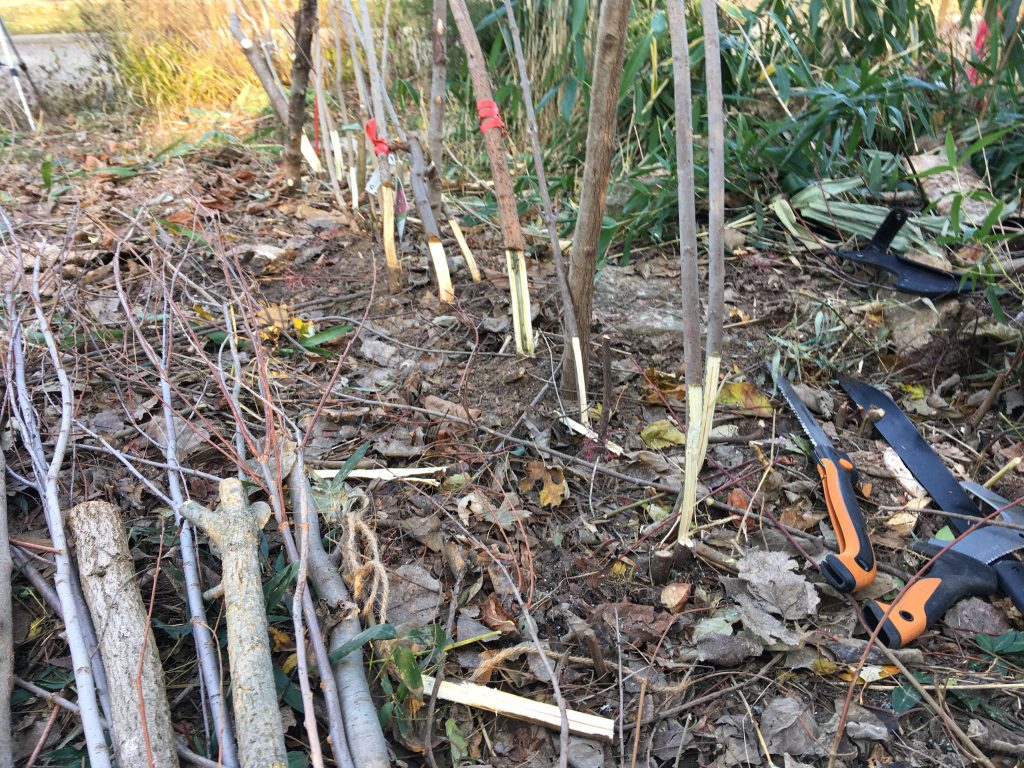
left=3, top=115, right=1024, bottom=767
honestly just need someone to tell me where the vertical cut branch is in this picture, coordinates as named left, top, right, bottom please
left=350, top=0, right=402, bottom=288
left=668, top=0, right=704, bottom=544
left=180, top=481, right=288, bottom=768
left=283, top=0, right=318, bottom=189
left=427, top=0, right=448, bottom=211
left=697, top=0, right=726, bottom=472
left=409, top=135, right=454, bottom=302
left=312, top=29, right=349, bottom=211
left=564, top=0, right=631, bottom=385
left=66, top=502, right=180, bottom=768
left=228, top=3, right=288, bottom=124
left=448, top=0, right=535, bottom=354
left=500, top=0, right=587, bottom=419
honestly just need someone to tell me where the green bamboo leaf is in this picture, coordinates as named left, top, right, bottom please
left=327, top=624, right=397, bottom=665
left=392, top=645, right=423, bottom=693
left=300, top=324, right=353, bottom=348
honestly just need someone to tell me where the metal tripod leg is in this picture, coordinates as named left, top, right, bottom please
left=0, top=17, right=36, bottom=130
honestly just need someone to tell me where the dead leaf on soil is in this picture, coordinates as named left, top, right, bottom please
left=717, top=381, right=773, bottom=417
left=660, top=582, right=692, bottom=613
left=944, top=596, right=1010, bottom=636
left=833, top=699, right=890, bottom=742
left=737, top=550, right=820, bottom=620
left=760, top=696, right=827, bottom=758
left=479, top=593, right=517, bottom=634
left=144, top=412, right=210, bottom=461
left=387, top=564, right=441, bottom=634
left=885, top=509, right=918, bottom=536
left=593, top=602, right=675, bottom=644
left=457, top=491, right=527, bottom=531
left=641, top=419, right=686, bottom=450
left=714, top=714, right=763, bottom=766
left=421, top=394, right=481, bottom=423
left=642, top=367, right=686, bottom=403
left=734, top=593, right=800, bottom=646
left=518, top=460, right=569, bottom=507
left=788, top=382, right=834, bottom=418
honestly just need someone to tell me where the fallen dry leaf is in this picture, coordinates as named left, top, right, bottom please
left=519, top=460, right=569, bottom=507
left=593, top=601, right=675, bottom=643
left=717, top=381, right=773, bottom=417
left=386, top=564, right=441, bottom=634
left=479, top=593, right=517, bottom=634
left=660, top=583, right=692, bottom=613
left=641, top=419, right=686, bottom=449
left=737, top=550, right=819, bottom=620
left=421, top=394, right=481, bottom=423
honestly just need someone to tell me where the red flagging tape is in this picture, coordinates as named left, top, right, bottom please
left=365, top=119, right=390, bottom=156
left=476, top=100, right=506, bottom=135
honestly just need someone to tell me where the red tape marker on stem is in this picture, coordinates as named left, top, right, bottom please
left=365, top=119, right=390, bottom=156
left=476, top=100, right=506, bottom=135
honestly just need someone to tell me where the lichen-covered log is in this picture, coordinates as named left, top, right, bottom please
left=180, top=480, right=287, bottom=768
left=65, top=501, right=179, bottom=768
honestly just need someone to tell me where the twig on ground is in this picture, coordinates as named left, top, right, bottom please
left=13, top=678, right=220, bottom=768
left=291, top=449, right=325, bottom=768
left=5, top=248, right=112, bottom=768
left=0, top=447, right=12, bottom=768
left=112, top=252, right=238, bottom=766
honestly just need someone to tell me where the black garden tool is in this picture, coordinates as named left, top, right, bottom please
left=830, top=209, right=978, bottom=298
left=839, top=376, right=1024, bottom=647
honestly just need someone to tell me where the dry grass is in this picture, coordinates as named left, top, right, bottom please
left=79, top=0, right=293, bottom=112
left=0, top=0, right=85, bottom=35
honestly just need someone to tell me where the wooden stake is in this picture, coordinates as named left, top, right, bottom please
left=380, top=183, right=401, bottom=289
left=448, top=218, right=481, bottom=282
left=408, top=135, right=454, bottom=302
left=421, top=675, right=614, bottom=742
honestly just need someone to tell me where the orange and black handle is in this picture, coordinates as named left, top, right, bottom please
left=815, top=446, right=876, bottom=593
left=864, top=544, right=999, bottom=648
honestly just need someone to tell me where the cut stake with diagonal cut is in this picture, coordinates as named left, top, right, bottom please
left=500, top=0, right=587, bottom=421
left=669, top=0, right=727, bottom=545
left=448, top=0, right=534, bottom=355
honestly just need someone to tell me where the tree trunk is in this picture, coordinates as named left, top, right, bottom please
left=66, top=502, right=180, bottom=768
left=563, top=0, right=631, bottom=391
left=283, top=0, right=318, bottom=190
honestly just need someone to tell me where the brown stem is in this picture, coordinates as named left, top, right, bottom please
left=282, top=0, right=318, bottom=190
left=228, top=6, right=289, bottom=125
left=563, top=0, right=632, bottom=387
left=427, top=0, right=448, bottom=212
left=702, top=0, right=726, bottom=364
left=968, top=342, right=1024, bottom=431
